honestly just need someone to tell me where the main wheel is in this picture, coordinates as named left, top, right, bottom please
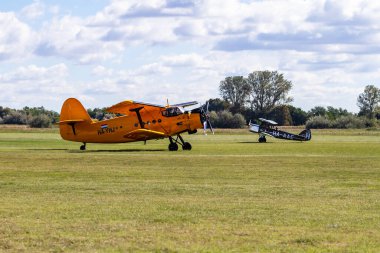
left=258, top=137, right=266, bottom=143
left=182, top=142, right=192, bottom=150
left=168, top=143, right=178, bottom=151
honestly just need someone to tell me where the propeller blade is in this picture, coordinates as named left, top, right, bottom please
left=207, top=119, right=214, bottom=134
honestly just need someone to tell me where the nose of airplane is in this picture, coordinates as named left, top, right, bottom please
left=191, top=103, right=214, bottom=134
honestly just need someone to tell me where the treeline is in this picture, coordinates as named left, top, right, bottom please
left=0, top=106, right=59, bottom=128
left=208, top=71, right=380, bottom=129
left=1, top=71, right=379, bottom=129
left=208, top=100, right=379, bottom=129
left=0, top=106, right=116, bottom=128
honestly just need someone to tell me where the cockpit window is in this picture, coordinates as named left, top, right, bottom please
left=162, top=107, right=183, bottom=117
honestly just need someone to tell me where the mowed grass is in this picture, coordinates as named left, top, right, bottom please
left=0, top=127, right=379, bottom=252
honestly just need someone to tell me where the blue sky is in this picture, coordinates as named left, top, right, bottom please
left=1, top=0, right=380, bottom=112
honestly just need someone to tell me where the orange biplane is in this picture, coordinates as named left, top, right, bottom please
left=58, top=98, right=213, bottom=151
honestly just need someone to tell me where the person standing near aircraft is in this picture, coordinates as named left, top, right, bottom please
left=203, top=114, right=213, bottom=135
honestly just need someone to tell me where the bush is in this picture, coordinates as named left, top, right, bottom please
left=0, top=117, right=3, bottom=124
left=305, top=116, right=330, bottom=129
left=3, top=111, right=28, bottom=124
left=216, top=111, right=233, bottom=128
left=209, top=110, right=246, bottom=128
left=306, top=115, right=377, bottom=129
left=230, top=113, right=246, bottom=128
left=28, top=114, right=52, bottom=128
left=331, top=115, right=365, bottom=129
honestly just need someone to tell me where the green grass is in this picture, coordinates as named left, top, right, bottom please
left=0, top=127, right=380, bottom=252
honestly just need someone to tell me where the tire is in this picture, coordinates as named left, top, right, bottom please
left=182, top=142, right=192, bottom=150
left=258, top=137, right=266, bottom=143
left=80, top=145, right=86, bottom=150
left=168, top=143, right=178, bottom=151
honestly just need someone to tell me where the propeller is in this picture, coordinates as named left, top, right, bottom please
left=202, top=101, right=214, bottom=134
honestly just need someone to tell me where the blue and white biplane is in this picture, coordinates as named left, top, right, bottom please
left=249, top=118, right=311, bottom=143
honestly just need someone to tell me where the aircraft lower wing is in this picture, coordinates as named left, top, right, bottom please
left=123, top=129, right=166, bottom=141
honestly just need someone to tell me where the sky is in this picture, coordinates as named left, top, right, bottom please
left=1, top=0, right=380, bottom=113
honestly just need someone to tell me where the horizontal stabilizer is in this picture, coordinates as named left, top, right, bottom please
left=124, top=129, right=166, bottom=141
left=58, top=119, right=86, bottom=125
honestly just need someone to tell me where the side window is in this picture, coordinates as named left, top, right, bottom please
left=162, top=107, right=182, bottom=117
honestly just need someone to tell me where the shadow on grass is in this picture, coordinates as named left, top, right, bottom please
left=68, top=149, right=166, bottom=153
left=238, top=141, right=269, bottom=144
left=238, top=141, right=304, bottom=144
left=25, top=148, right=166, bottom=152
left=26, top=148, right=70, bottom=151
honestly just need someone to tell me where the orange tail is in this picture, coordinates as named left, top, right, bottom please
left=59, top=98, right=92, bottom=141
left=59, top=98, right=91, bottom=122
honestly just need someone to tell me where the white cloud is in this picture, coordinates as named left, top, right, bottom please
left=0, top=12, right=35, bottom=61
left=0, top=64, right=77, bottom=110
left=20, top=0, right=45, bottom=19
left=1, top=0, right=380, bottom=112
left=92, top=65, right=114, bottom=76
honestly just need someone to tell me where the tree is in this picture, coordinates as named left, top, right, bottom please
left=357, top=85, right=380, bottom=119
left=219, top=76, right=251, bottom=113
left=206, top=98, right=230, bottom=112
left=308, top=106, right=327, bottom=117
left=246, top=71, right=293, bottom=115
left=326, top=106, right=350, bottom=120
left=0, top=106, right=10, bottom=118
left=288, top=105, right=308, bottom=126
left=267, top=105, right=293, bottom=126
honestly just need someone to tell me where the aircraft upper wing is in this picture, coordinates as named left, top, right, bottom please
left=171, top=101, right=198, bottom=108
left=258, top=118, right=278, bottom=125
left=106, top=100, right=165, bottom=115
left=123, top=129, right=166, bottom=141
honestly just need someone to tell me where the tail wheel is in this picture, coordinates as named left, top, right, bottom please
left=168, top=143, right=178, bottom=151
left=80, top=143, right=86, bottom=150
left=182, top=142, right=192, bottom=150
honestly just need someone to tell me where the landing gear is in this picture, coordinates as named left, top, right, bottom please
left=169, top=142, right=179, bottom=151
left=80, top=143, right=86, bottom=150
left=258, top=136, right=266, bottom=143
left=168, top=135, right=192, bottom=151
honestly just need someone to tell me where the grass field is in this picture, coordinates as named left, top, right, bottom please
left=0, top=127, right=379, bottom=252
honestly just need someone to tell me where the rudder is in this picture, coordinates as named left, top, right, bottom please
left=299, top=129, right=312, bottom=141
left=59, top=98, right=92, bottom=140
left=60, top=98, right=92, bottom=122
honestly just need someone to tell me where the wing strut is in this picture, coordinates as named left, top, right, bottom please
left=130, top=107, right=145, bottom=128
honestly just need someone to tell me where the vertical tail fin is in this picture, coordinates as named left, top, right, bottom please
left=299, top=129, right=312, bottom=141
left=59, top=98, right=92, bottom=123
left=59, top=98, right=92, bottom=140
